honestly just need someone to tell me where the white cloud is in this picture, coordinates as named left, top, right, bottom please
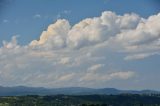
left=0, top=11, right=159, bottom=87
left=30, top=11, right=160, bottom=60
left=59, top=57, right=70, bottom=65
left=63, top=10, right=71, bottom=14
left=124, top=53, right=155, bottom=60
left=30, top=19, right=70, bottom=49
left=79, top=68, right=135, bottom=83
left=57, top=73, right=75, bottom=82
left=34, top=14, right=41, bottom=19
left=3, top=19, right=9, bottom=23
left=106, top=13, right=160, bottom=59
left=108, top=71, right=135, bottom=80
left=2, top=36, right=19, bottom=49
left=30, top=11, right=142, bottom=49
left=87, top=64, right=104, bottom=72
left=55, top=10, right=71, bottom=19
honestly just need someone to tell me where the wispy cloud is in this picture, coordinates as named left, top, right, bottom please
left=33, top=14, right=41, bottom=19
left=2, top=19, right=9, bottom=23
left=63, top=10, right=71, bottom=14
left=56, top=10, right=71, bottom=19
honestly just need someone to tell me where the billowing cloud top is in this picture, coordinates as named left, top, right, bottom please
left=0, top=11, right=160, bottom=88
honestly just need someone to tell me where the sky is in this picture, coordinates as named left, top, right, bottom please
left=0, top=0, right=160, bottom=90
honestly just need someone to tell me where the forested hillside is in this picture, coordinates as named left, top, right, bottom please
left=0, top=94, right=160, bottom=106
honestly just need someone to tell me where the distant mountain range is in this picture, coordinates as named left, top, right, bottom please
left=0, top=86, right=159, bottom=96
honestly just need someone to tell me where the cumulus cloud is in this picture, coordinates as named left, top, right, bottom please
left=0, top=11, right=159, bottom=87
left=107, top=13, right=160, bottom=57
left=30, top=11, right=160, bottom=59
left=30, top=19, right=70, bottom=49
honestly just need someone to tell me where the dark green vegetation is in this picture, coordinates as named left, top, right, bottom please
left=0, top=94, right=160, bottom=106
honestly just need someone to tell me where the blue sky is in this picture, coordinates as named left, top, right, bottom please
left=0, top=0, right=159, bottom=44
left=0, top=0, right=160, bottom=90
